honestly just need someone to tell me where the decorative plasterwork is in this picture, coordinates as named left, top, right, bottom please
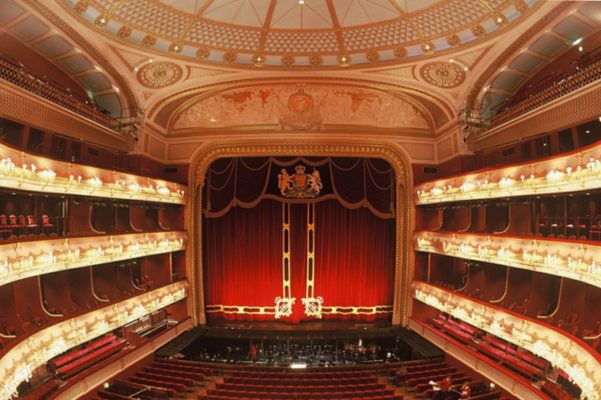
left=420, top=62, right=466, bottom=88
left=415, top=230, right=601, bottom=290
left=413, top=282, right=601, bottom=400
left=172, top=84, right=430, bottom=130
left=0, top=280, right=188, bottom=400
left=58, top=0, right=543, bottom=69
left=137, top=62, right=183, bottom=88
left=415, top=136, right=601, bottom=205
left=186, top=139, right=414, bottom=326
left=0, top=232, right=186, bottom=289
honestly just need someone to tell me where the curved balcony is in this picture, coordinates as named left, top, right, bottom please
left=413, top=281, right=601, bottom=400
left=0, top=143, right=186, bottom=205
left=414, top=140, right=601, bottom=205
left=0, top=231, right=186, bottom=288
left=414, top=230, right=601, bottom=290
left=0, top=280, right=188, bottom=400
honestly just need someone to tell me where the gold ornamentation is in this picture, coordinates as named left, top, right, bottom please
left=94, top=14, right=108, bottom=27
left=117, top=25, right=132, bottom=39
left=142, top=35, right=157, bottom=47
left=420, top=62, right=466, bottom=88
left=421, top=42, right=435, bottom=54
left=282, top=55, right=295, bottom=67
left=137, top=62, right=183, bottom=88
left=394, top=47, right=407, bottom=59
left=338, top=54, right=351, bottom=66
left=446, top=34, right=461, bottom=47
left=302, top=297, right=324, bottom=318
left=309, top=55, right=322, bottom=67
left=223, top=51, right=236, bottom=63
left=252, top=54, right=265, bottom=66
left=472, top=24, right=485, bottom=38
left=169, top=42, right=183, bottom=54
left=196, top=47, right=210, bottom=60
left=274, top=296, right=295, bottom=319
left=494, top=14, right=508, bottom=26
left=73, top=0, right=89, bottom=14
left=515, top=0, right=528, bottom=13
left=366, top=51, right=379, bottom=63
left=278, top=165, right=323, bottom=198
left=279, top=88, right=323, bottom=131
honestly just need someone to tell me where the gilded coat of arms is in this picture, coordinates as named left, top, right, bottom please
left=278, top=165, right=323, bottom=198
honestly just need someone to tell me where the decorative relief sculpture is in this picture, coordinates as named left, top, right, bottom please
left=173, top=84, right=429, bottom=130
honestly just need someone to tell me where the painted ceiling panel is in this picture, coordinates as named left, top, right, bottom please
left=57, top=53, right=94, bottom=74
left=553, top=15, right=593, bottom=42
left=578, top=2, right=601, bottom=24
left=508, top=54, right=545, bottom=73
left=392, top=0, right=441, bottom=13
left=33, top=35, right=73, bottom=58
left=529, top=34, right=566, bottom=57
left=271, top=0, right=332, bottom=29
left=79, top=73, right=112, bottom=92
left=0, top=0, right=25, bottom=26
left=334, top=0, right=399, bottom=27
left=203, top=0, right=270, bottom=27
left=11, top=15, right=49, bottom=41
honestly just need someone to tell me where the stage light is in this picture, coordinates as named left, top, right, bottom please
left=291, top=362, right=307, bottom=369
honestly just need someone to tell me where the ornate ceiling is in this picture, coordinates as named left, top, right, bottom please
left=1, top=0, right=597, bottom=164
left=62, top=0, right=539, bottom=69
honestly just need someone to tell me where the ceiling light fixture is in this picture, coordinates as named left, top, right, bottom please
left=578, top=45, right=584, bottom=52
left=299, top=0, right=304, bottom=4
left=572, top=37, right=583, bottom=46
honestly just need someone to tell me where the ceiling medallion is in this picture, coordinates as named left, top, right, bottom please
left=196, top=47, right=210, bottom=60
left=137, top=62, right=183, bottom=89
left=142, top=35, right=157, bottom=47
left=515, top=0, right=528, bottom=13
left=223, top=52, right=237, bottom=64
left=366, top=51, right=379, bottom=63
left=446, top=34, right=461, bottom=47
left=394, top=47, right=407, bottom=59
left=117, top=25, right=132, bottom=39
left=74, top=0, right=89, bottom=14
left=420, top=62, right=466, bottom=89
left=309, top=55, right=322, bottom=67
left=282, top=55, right=295, bottom=67
left=472, top=24, right=485, bottom=38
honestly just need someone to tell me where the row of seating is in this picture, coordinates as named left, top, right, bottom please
left=430, top=314, right=547, bottom=381
left=541, top=380, right=574, bottom=400
left=0, top=213, right=55, bottom=238
left=52, top=334, right=117, bottom=368
left=203, top=388, right=399, bottom=399
left=55, top=336, right=127, bottom=378
left=223, top=376, right=379, bottom=386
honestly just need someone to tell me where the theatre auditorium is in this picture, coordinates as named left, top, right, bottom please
left=0, top=0, right=600, bottom=399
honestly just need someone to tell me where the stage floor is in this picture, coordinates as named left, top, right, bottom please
left=202, top=320, right=397, bottom=339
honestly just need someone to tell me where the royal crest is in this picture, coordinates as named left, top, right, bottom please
left=278, top=165, right=323, bottom=198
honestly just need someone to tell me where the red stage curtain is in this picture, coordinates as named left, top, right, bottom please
left=312, top=200, right=395, bottom=321
left=203, top=200, right=283, bottom=321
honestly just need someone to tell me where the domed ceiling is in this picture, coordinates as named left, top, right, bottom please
left=63, top=0, right=539, bottom=68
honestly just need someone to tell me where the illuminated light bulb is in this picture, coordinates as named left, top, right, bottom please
left=299, top=0, right=304, bottom=4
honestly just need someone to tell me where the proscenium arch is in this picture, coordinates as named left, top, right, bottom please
left=186, top=138, right=415, bottom=326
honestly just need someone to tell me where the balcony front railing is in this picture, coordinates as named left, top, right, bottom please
left=415, top=230, right=601, bottom=290
left=413, top=281, right=601, bottom=400
left=0, top=280, right=188, bottom=400
left=485, top=56, right=601, bottom=130
left=0, top=55, right=112, bottom=128
left=0, top=231, right=187, bottom=288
